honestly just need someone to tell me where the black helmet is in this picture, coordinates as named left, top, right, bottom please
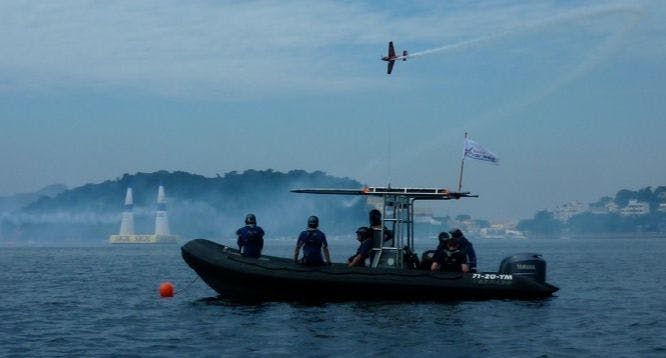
left=307, top=215, right=319, bottom=228
left=369, top=209, right=382, bottom=226
left=450, top=228, right=463, bottom=238
left=245, top=213, right=256, bottom=225
left=438, top=231, right=450, bottom=243
left=356, top=226, right=370, bottom=239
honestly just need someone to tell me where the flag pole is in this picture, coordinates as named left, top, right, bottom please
left=457, top=132, right=467, bottom=192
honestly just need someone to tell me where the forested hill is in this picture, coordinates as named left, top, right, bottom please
left=517, top=186, right=666, bottom=237
left=1, top=170, right=369, bottom=242
left=0, top=184, right=67, bottom=213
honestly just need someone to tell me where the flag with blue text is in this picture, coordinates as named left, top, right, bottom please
left=463, top=138, right=499, bottom=164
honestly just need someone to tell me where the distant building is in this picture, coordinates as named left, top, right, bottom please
left=605, top=202, right=620, bottom=213
left=554, top=201, right=586, bottom=222
left=658, top=203, right=666, bottom=213
left=620, top=199, right=650, bottom=216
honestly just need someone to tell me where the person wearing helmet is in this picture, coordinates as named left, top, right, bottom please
left=419, top=232, right=450, bottom=270
left=348, top=226, right=373, bottom=267
left=236, top=213, right=265, bottom=258
left=294, top=215, right=331, bottom=266
left=442, top=228, right=477, bottom=272
left=431, top=234, right=469, bottom=272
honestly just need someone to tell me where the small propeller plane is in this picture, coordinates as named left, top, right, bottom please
left=381, top=41, right=408, bottom=75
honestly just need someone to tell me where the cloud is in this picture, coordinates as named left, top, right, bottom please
left=0, top=1, right=386, bottom=98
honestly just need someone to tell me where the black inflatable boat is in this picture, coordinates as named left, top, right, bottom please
left=181, top=238, right=558, bottom=300
left=182, top=186, right=558, bottom=300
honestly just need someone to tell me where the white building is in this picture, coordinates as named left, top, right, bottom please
left=554, top=201, right=586, bottom=222
left=605, top=202, right=620, bottom=213
left=658, top=203, right=666, bottom=213
left=620, top=199, right=650, bottom=216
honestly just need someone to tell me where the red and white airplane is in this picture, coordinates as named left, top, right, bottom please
left=381, top=41, right=408, bottom=75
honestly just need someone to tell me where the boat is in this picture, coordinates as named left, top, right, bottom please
left=182, top=186, right=558, bottom=300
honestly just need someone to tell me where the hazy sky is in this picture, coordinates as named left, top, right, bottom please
left=1, top=0, right=664, bottom=220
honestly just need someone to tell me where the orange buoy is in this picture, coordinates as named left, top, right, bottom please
left=159, top=282, right=174, bottom=297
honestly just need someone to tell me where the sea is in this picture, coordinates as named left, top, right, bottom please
left=1, top=236, right=665, bottom=357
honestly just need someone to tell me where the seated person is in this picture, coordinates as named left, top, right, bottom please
left=236, top=213, right=265, bottom=258
left=294, top=215, right=331, bottom=266
left=431, top=234, right=470, bottom=273
left=447, top=228, right=477, bottom=273
left=348, top=226, right=373, bottom=267
left=420, top=232, right=450, bottom=270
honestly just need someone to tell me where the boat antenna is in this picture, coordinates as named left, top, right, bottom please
left=457, top=132, right=467, bottom=192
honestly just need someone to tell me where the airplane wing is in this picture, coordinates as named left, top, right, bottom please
left=388, top=42, right=396, bottom=58
left=387, top=60, right=395, bottom=75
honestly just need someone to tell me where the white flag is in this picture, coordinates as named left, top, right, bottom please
left=463, top=138, right=499, bottom=164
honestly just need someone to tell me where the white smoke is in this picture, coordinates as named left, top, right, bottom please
left=376, top=3, right=644, bottom=178
left=408, top=5, right=643, bottom=60
left=2, top=211, right=119, bottom=225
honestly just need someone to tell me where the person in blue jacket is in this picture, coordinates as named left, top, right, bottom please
left=294, top=216, right=331, bottom=266
left=440, top=228, right=477, bottom=272
left=348, top=226, right=373, bottom=267
left=236, top=213, right=265, bottom=258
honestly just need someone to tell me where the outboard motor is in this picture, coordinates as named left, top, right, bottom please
left=499, top=253, right=547, bottom=283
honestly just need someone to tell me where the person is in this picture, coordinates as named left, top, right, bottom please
left=294, top=215, right=331, bottom=266
left=419, top=232, right=450, bottom=270
left=431, top=234, right=469, bottom=272
left=348, top=226, right=373, bottom=267
left=368, top=209, right=394, bottom=244
left=446, top=228, right=477, bottom=272
left=236, top=213, right=265, bottom=258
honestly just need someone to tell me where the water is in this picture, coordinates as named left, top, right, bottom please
left=1, top=237, right=665, bottom=357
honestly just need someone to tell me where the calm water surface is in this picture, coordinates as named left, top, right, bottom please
left=1, top=237, right=665, bottom=357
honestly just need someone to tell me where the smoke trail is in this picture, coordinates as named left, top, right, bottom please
left=370, top=3, right=644, bottom=183
left=408, top=4, right=643, bottom=59
left=458, top=3, right=643, bottom=132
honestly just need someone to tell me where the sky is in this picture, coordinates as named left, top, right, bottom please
left=1, top=0, right=664, bottom=221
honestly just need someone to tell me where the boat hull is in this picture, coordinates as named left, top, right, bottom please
left=181, top=239, right=558, bottom=300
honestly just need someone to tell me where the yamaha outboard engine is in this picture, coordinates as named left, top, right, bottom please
left=499, top=253, right=547, bottom=283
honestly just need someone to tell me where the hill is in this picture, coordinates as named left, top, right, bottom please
left=517, top=186, right=666, bottom=237
left=0, top=184, right=67, bottom=213
left=0, top=170, right=369, bottom=242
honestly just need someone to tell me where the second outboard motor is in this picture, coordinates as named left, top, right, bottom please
left=499, top=253, right=547, bottom=283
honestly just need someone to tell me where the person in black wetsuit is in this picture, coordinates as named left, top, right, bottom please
left=294, top=216, right=331, bottom=266
left=369, top=209, right=394, bottom=245
left=348, top=226, right=373, bottom=267
left=236, top=213, right=265, bottom=258
left=446, top=228, right=477, bottom=272
left=420, top=232, right=450, bottom=270
left=431, top=235, right=469, bottom=272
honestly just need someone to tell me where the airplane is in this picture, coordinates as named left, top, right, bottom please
left=381, top=41, right=408, bottom=75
